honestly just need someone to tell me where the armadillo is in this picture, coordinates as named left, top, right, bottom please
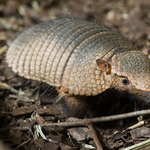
left=6, top=18, right=150, bottom=116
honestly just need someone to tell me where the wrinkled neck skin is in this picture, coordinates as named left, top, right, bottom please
left=107, top=74, right=150, bottom=103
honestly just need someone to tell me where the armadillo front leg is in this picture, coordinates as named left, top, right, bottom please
left=57, top=89, right=88, bottom=117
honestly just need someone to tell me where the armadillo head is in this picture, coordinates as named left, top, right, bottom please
left=110, top=51, right=150, bottom=102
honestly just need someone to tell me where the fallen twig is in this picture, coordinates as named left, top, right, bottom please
left=0, top=81, right=35, bottom=102
left=127, top=121, right=145, bottom=130
left=33, top=109, right=150, bottom=128
left=0, top=126, right=31, bottom=132
left=124, top=138, right=150, bottom=150
left=0, top=81, right=19, bottom=94
left=15, top=138, right=32, bottom=150
left=8, top=94, right=35, bottom=102
left=88, top=123, right=103, bottom=150
left=0, top=45, right=7, bottom=57
left=1, top=109, right=150, bottom=132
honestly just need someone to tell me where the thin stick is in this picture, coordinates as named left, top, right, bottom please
left=0, top=81, right=19, bottom=94
left=0, top=45, right=7, bottom=57
left=88, top=124, right=103, bottom=150
left=34, top=109, right=150, bottom=128
left=0, top=81, right=35, bottom=102
left=1, top=109, right=150, bottom=132
left=15, top=138, right=31, bottom=150
left=124, top=139, right=150, bottom=150
left=0, top=126, right=30, bottom=132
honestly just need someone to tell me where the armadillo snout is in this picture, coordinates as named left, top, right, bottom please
left=111, top=51, right=150, bottom=92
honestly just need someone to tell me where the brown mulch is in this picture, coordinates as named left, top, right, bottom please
left=0, top=0, right=150, bottom=149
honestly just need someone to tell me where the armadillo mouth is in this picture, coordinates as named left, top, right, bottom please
left=111, top=51, right=150, bottom=92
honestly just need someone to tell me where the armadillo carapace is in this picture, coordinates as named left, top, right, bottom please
left=6, top=18, right=150, bottom=113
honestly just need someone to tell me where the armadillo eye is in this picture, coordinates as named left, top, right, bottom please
left=122, top=79, right=129, bottom=85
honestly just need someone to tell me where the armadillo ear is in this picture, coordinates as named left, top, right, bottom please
left=96, top=59, right=111, bottom=73
left=142, top=47, right=148, bottom=56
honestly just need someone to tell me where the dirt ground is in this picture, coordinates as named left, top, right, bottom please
left=0, top=0, right=150, bottom=150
